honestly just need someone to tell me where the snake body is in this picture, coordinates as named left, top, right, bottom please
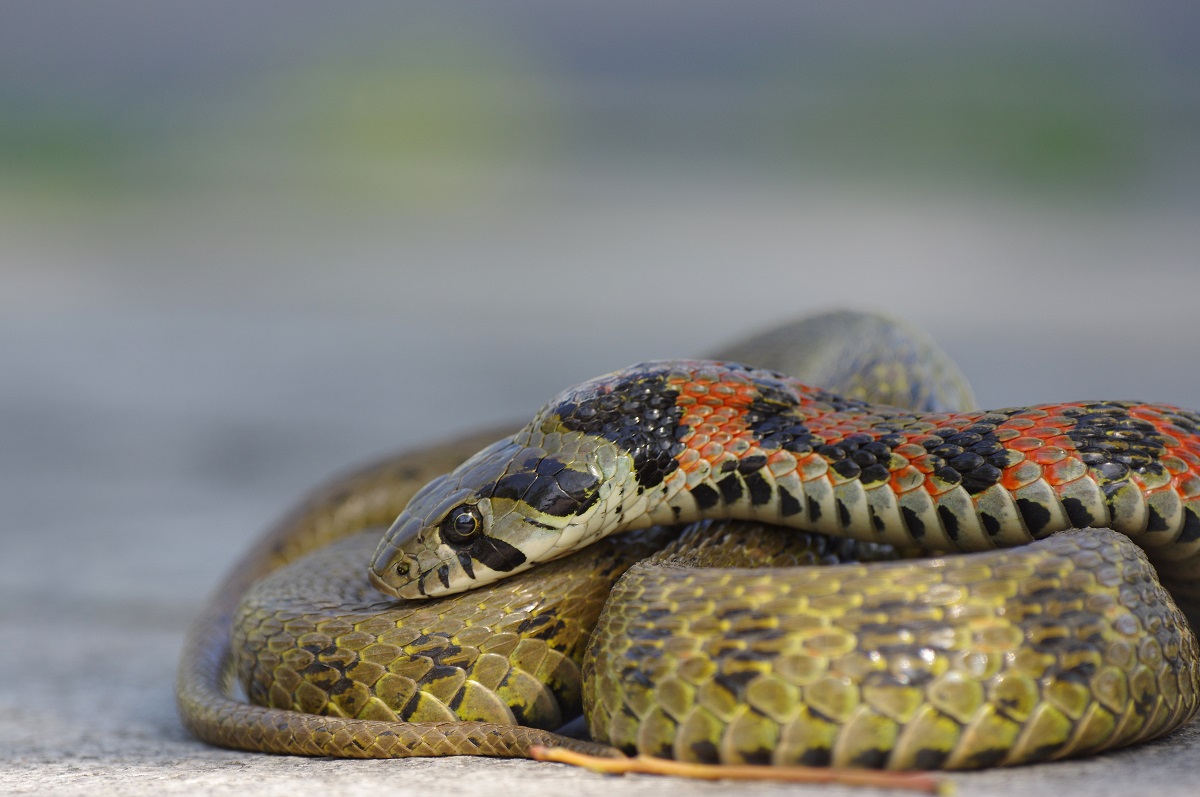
left=178, top=311, right=1200, bottom=769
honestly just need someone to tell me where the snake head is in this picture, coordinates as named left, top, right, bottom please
left=369, top=436, right=608, bottom=598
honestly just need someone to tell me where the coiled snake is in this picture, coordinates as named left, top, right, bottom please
left=178, top=311, right=1199, bottom=777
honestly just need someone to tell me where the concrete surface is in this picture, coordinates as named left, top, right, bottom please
left=4, top=187, right=1200, bottom=795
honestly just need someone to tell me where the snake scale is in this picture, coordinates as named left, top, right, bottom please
left=178, top=311, right=1200, bottom=771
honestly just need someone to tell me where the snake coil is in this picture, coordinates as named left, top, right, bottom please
left=178, top=311, right=1200, bottom=770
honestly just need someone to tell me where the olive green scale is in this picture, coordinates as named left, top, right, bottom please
left=585, top=522, right=1197, bottom=769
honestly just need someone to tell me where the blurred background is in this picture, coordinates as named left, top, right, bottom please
left=3, top=1, right=1200, bottom=606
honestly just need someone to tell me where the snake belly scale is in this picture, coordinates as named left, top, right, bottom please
left=178, top=311, right=1200, bottom=770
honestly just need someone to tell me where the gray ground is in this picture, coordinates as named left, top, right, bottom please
left=4, top=186, right=1200, bottom=795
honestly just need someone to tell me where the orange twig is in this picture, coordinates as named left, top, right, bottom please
left=530, top=746, right=952, bottom=794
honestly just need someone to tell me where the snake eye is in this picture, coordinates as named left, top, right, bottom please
left=440, top=504, right=483, bottom=547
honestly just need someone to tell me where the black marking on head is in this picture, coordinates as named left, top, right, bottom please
left=691, top=482, right=720, bottom=511
left=455, top=550, right=475, bottom=579
left=1016, top=497, right=1052, bottom=537
left=937, top=504, right=960, bottom=541
left=469, top=536, right=527, bottom=572
left=900, top=505, right=925, bottom=540
left=1061, top=496, right=1095, bottom=528
left=717, top=473, right=744, bottom=504
left=742, top=470, right=773, bottom=505
left=779, top=485, right=801, bottom=516
left=551, top=368, right=687, bottom=489
left=492, top=472, right=535, bottom=503
left=551, top=467, right=601, bottom=513
left=492, top=459, right=600, bottom=517
left=436, top=563, right=451, bottom=589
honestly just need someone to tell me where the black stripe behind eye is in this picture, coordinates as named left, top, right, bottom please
left=499, top=465, right=599, bottom=517
left=470, top=536, right=527, bottom=572
left=493, top=472, right=537, bottom=502
left=554, top=468, right=601, bottom=511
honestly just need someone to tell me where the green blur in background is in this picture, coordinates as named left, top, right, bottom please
left=3, top=3, right=1193, bottom=207
left=2, top=1, right=1199, bottom=410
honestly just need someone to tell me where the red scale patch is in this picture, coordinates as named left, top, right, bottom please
left=669, top=371, right=764, bottom=477
left=649, top=364, right=1200, bottom=531
left=890, top=465, right=925, bottom=494
left=1001, top=461, right=1044, bottom=491
left=1028, top=447, right=1068, bottom=465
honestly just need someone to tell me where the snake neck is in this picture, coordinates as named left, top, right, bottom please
left=526, top=359, right=1200, bottom=554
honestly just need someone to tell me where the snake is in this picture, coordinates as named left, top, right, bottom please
left=178, top=310, right=1200, bottom=771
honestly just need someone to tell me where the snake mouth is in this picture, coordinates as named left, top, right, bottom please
left=369, top=554, right=459, bottom=600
